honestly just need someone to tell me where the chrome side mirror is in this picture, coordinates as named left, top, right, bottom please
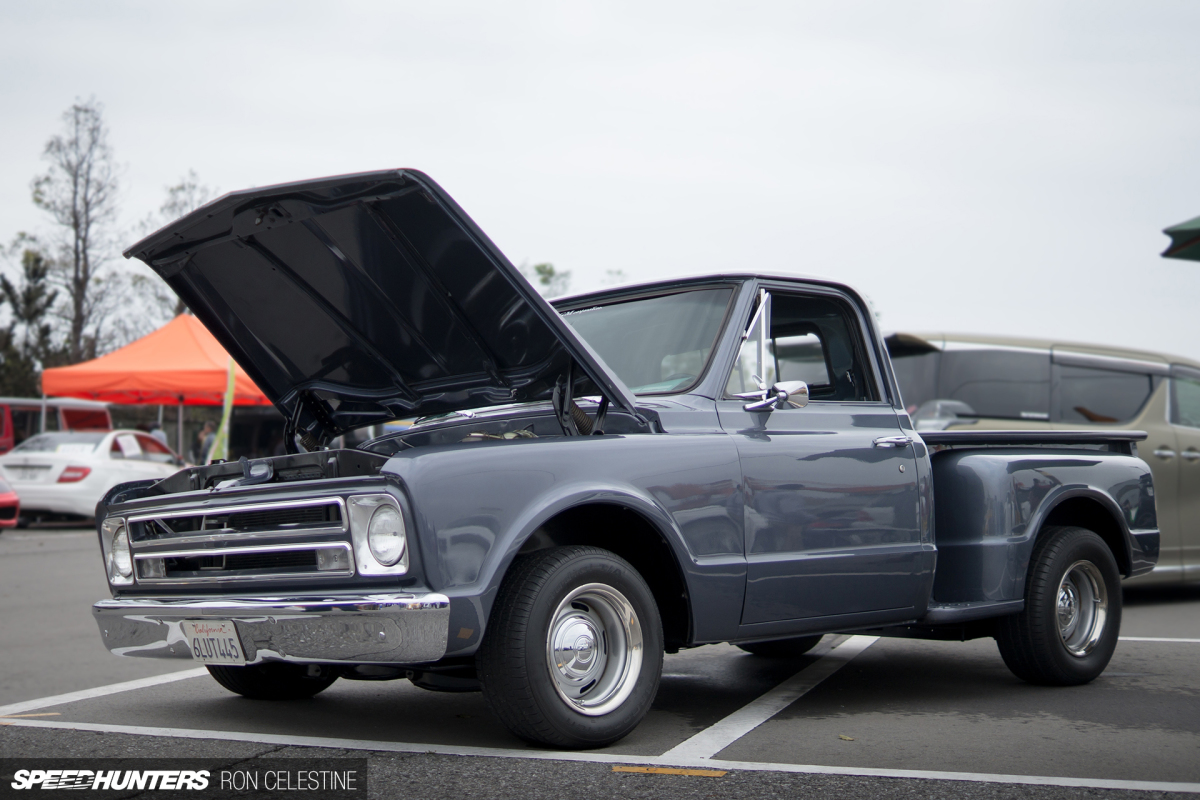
left=738, top=380, right=809, bottom=412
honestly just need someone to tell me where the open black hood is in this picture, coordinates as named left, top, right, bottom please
left=124, top=169, right=640, bottom=445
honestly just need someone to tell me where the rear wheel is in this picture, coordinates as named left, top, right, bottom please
left=207, top=662, right=338, bottom=700
left=995, top=526, right=1121, bottom=685
left=477, top=546, right=663, bottom=749
left=737, top=635, right=824, bottom=658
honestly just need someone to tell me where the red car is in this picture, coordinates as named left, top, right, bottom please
left=0, top=476, right=19, bottom=529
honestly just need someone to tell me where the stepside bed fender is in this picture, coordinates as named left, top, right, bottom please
left=928, top=448, right=1156, bottom=604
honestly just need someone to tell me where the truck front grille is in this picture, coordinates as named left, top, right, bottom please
left=126, top=498, right=353, bottom=584
left=130, top=498, right=343, bottom=541
left=135, top=542, right=352, bottom=583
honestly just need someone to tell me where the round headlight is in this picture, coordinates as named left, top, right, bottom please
left=367, top=505, right=406, bottom=566
left=111, top=525, right=133, bottom=578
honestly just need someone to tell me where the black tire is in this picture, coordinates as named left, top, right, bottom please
left=477, top=546, right=664, bottom=749
left=737, top=635, right=824, bottom=658
left=995, top=526, right=1121, bottom=686
left=206, top=662, right=339, bottom=700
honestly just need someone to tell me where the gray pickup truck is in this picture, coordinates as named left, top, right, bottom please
left=93, top=170, right=1159, bottom=749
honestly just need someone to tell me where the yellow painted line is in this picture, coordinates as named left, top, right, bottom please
left=1, top=712, right=62, bottom=718
left=612, top=766, right=727, bottom=777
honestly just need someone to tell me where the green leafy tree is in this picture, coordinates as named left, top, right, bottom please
left=521, top=262, right=571, bottom=298
left=0, top=239, right=67, bottom=396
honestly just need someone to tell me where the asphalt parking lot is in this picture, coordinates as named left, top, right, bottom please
left=2, top=527, right=1198, bottom=799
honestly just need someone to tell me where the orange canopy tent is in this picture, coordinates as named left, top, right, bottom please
left=41, top=314, right=271, bottom=455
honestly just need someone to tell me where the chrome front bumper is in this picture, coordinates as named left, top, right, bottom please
left=93, top=593, right=451, bottom=665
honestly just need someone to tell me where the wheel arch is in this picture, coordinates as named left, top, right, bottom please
left=1029, top=489, right=1134, bottom=577
left=509, top=501, right=693, bottom=650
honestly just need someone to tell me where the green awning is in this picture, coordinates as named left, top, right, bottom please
left=1162, top=214, right=1200, bottom=261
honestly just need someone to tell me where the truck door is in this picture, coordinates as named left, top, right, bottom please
left=717, top=286, right=929, bottom=627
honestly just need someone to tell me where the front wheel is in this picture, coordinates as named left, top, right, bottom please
left=477, top=546, right=663, bottom=748
left=995, top=526, right=1121, bottom=686
left=207, top=662, right=339, bottom=700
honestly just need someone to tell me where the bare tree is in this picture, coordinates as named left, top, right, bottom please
left=136, top=170, right=217, bottom=317
left=31, top=99, right=119, bottom=363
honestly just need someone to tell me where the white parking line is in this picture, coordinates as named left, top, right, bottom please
left=5, top=718, right=1199, bottom=794
left=662, top=635, right=877, bottom=760
left=0, top=669, right=207, bottom=717
left=1120, top=636, right=1200, bottom=643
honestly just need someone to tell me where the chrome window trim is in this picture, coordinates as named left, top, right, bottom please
left=942, top=341, right=1050, bottom=356
left=1052, top=350, right=1170, bottom=377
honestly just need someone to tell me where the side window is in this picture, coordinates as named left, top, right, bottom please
left=10, top=409, right=45, bottom=446
left=937, top=347, right=1050, bottom=420
left=111, top=434, right=143, bottom=460
left=1056, top=366, right=1154, bottom=424
left=725, top=290, right=877, bottom=402
left=773, top=332, right=830, bottom=386
left=136, top=435, right=178, bottom=464
left=1173, top=373, right=1200, bottom=429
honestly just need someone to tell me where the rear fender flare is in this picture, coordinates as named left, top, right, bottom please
left=1023, top=485, right=1134, bottom=577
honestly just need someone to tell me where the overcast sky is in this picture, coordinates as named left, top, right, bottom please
left=3, top=1, right=1199, bottom=360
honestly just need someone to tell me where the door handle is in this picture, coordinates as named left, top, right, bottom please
left=1182, top=449, right=1200, bottom=462
left=874, top=436, right=913, bottom=448
left=1153, top=447, right=1176, bottom=460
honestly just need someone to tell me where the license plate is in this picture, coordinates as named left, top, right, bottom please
left=180, top=620, right=246, bottom=665
left=10, top=467, right=45, bottom=481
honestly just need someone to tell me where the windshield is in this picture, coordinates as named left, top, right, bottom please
left=561, top=288, right=733, bottom=394
left=13, top=433, right=107, bottom=454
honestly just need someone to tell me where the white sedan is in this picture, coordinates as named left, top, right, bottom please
left=0, top=430, right=184, bottom=523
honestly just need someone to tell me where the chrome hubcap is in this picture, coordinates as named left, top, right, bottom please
left=1056, top=560, right=1108, bottom=657
left=546, top=583, right=643, bottom=716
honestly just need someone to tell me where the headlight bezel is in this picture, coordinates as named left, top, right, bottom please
left=100, top=517, right=134, bottom=586
left=348, top=494, right=410, bottom=575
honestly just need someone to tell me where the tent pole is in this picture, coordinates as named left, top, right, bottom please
left=177, top=398, right=184, bottom=457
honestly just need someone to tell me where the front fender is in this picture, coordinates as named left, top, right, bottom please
left=382, top=432, right=744, bottom=655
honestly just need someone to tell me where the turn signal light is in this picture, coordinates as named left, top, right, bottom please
left=58, top=466, right=92, bottom=483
